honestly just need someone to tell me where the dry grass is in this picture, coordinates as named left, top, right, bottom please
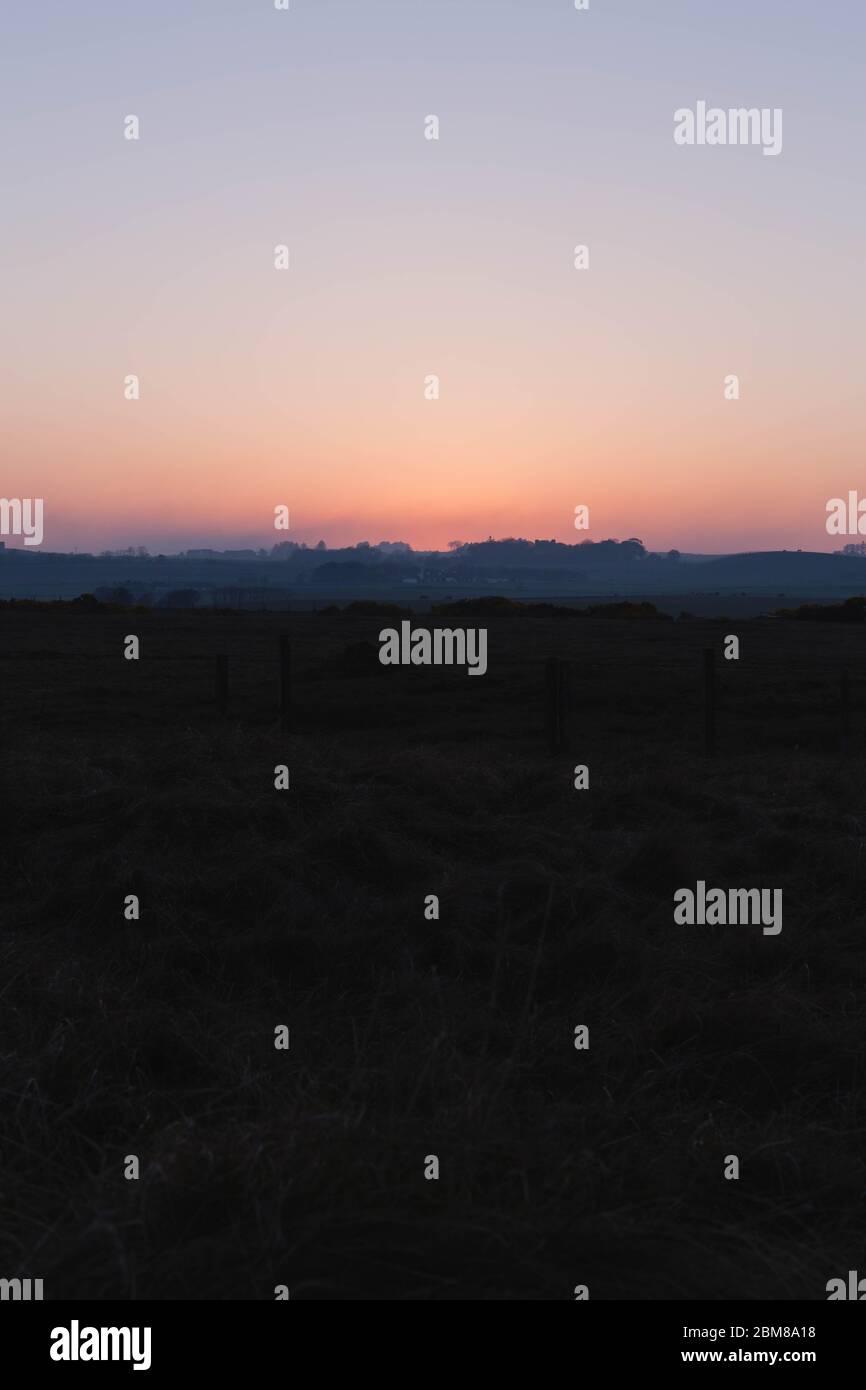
left=1, top=606, right=865, bottom=1298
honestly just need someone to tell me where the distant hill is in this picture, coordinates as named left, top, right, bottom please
left=3, top=541, right=866, bottom=608
left=691, top=551, right=866, bottom=584
left=456, top=538, right=646, bottom=568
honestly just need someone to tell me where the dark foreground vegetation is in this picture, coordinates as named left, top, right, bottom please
left=1, top=601, right=865, bottom=1299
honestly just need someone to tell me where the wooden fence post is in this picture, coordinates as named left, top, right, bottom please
left=703, top=648, right=715, bottom=755
left=215, top=654, right=228, bottom=716
left=841, top=669, right=851, bottom=753
left=559, top=658, right=569, bottom=752
left=280, top=635, right=291, bottom=731
left=546, top=656, right=563, bottom=754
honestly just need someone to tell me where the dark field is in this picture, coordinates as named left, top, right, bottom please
left=2, top=605, right=865, bottom=1300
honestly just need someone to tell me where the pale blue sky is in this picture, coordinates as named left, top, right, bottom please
left=3, top=2, right=865, bottom=552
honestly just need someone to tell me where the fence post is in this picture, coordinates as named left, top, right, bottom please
left=215, top=654, right=228, bottom=716
left=280, top=635, right=292, bottom=731
left=559, top=658, right=569, bottom=752
left=546, top=656, right=563, bottom=754
left=841, top=669, right=851, bottom=754
left=703, top=648, right=715, bottom=755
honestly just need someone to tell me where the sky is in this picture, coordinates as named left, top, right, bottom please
left=3, top=1, right=865, bottom=554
